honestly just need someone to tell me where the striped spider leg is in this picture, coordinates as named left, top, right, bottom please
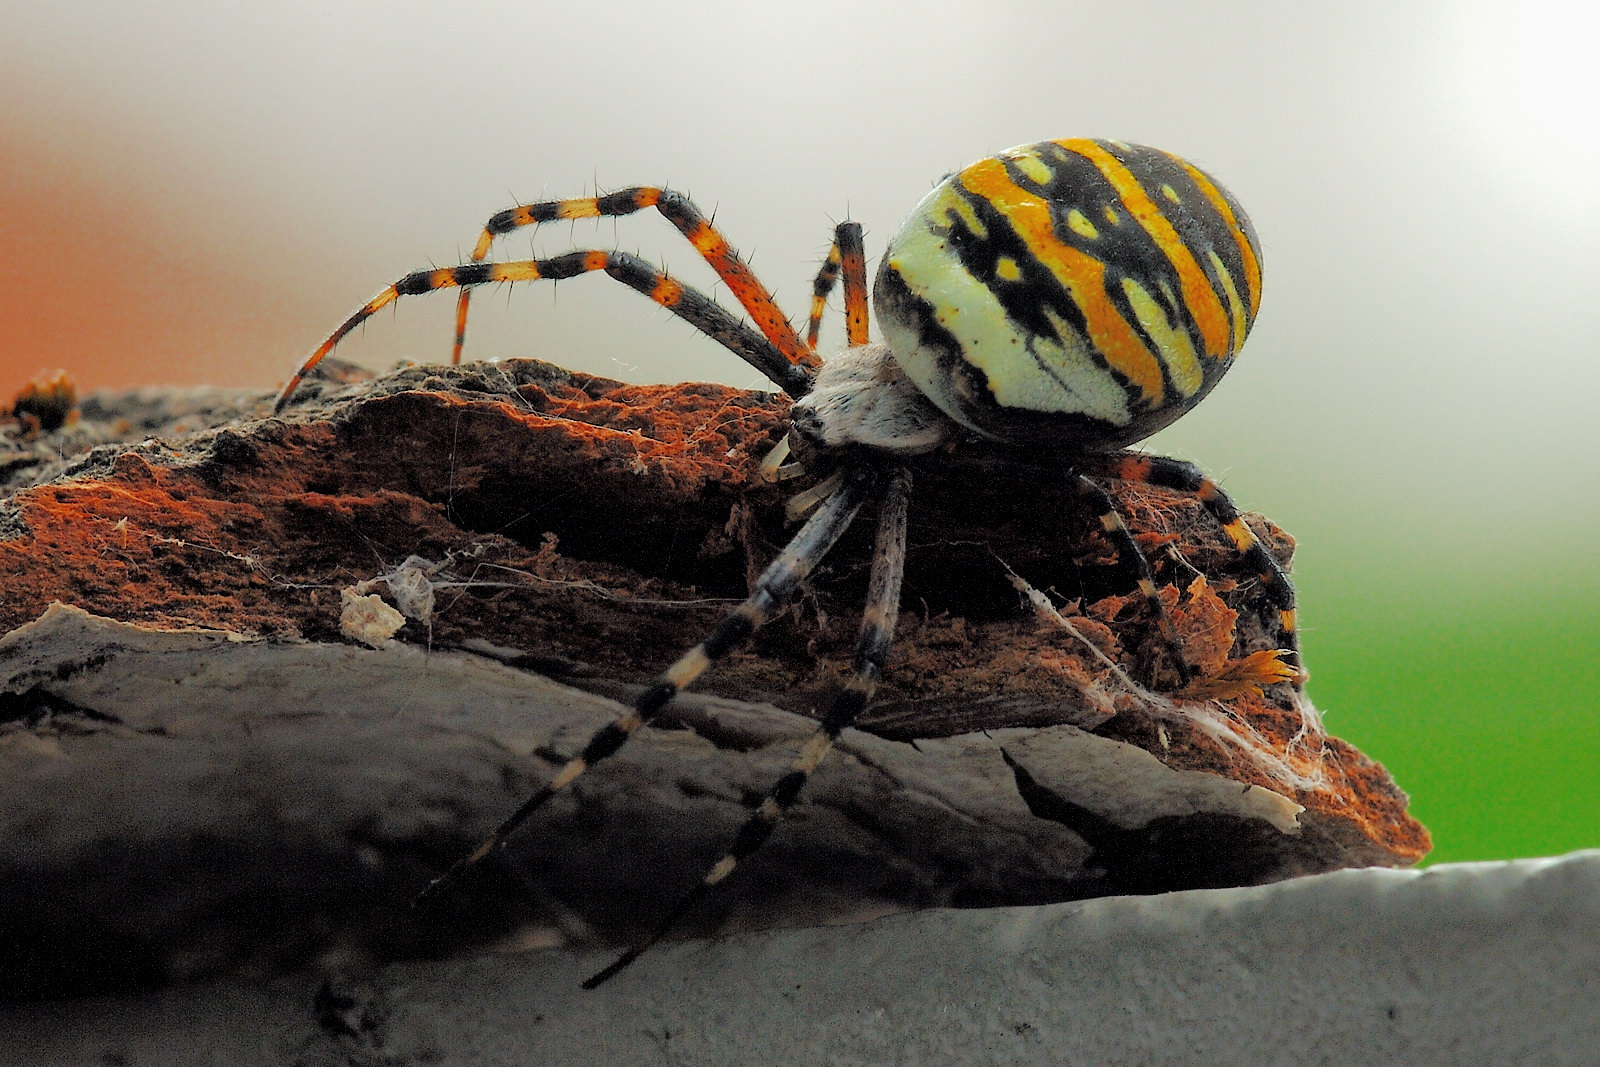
left=446, top=189, right=825, bottom=377
left=275, top=189, right=815, bottom=412
left=1075, top=451, right=1299, bottom=678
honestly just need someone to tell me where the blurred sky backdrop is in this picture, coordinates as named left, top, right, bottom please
left=3, top=0, right=1595, bottom=864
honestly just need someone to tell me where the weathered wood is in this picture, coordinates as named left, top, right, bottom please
left=0, top=359, right=1427, bottom=997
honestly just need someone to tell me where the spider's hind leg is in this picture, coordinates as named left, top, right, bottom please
left=1084, top=453, right=1302, bottom=691
left=1063, top=470, right=1196, bottom=691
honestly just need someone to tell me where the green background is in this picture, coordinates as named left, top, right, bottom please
left=1306, top=571, right=1596, bottom=865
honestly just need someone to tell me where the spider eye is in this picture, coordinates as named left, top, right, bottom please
left=875, top=138, right=1261, bottom=451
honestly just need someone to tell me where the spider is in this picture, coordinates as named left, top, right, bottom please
left=275, top=137, right=1301, bottom=987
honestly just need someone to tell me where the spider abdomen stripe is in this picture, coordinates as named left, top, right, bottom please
left=875, top=139, right=1262, bottom=451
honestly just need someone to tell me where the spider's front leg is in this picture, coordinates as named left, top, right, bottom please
left=274, top=249, right=808, bottom=412
left=449, top=187, right=821, bottom=376
left=805, top=221, right=870, bottom=351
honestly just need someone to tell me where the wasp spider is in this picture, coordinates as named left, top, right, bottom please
left=276, top=138, right=1301, bottom=986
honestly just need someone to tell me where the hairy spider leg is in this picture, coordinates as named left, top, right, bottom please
left=413, top=464, right=880, bottom=907
left=804, top=221, right=871, bottom=350
left=1063, top=470, right=1196, bottom=689
left=583, top=231, right=889, bottom=985
left=275, top=250, right=809, bottom=412
left=584, top=464, right=911, bottom=988
left=836, top=222, right=871, bottom=347
left=1082, top=452, right=1302, bottom=682
left=450, top=188, right=820, bottom=374
left=805, top=241, right=841, bottom=350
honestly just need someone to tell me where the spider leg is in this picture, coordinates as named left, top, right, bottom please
left=805, top=240, right=842, bottom=350
left=836, top=221, right=871, bottom=347
left=583, top=465, right=911, bottom=988
left=275, top=250, right=809, bottom=413
left=802, top=219, right=870, bottom=349
left=1064, top=471, right=1196, bottom=690
left=450, top=187, right=819, bottom=374
left=413, top=463, right=880, bottom=906
left=1085, top=453, right=1302, bottom=685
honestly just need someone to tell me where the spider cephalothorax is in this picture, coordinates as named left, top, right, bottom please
left=276, top=138, right=1300, bottom=986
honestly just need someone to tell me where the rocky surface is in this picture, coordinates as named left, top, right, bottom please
left=7, top=852, right=1594, bottom=1067
left=0, top=359, right=1428, bottom=998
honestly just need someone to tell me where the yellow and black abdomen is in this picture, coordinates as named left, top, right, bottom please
left=874, top=138, right=1262, bottom=451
